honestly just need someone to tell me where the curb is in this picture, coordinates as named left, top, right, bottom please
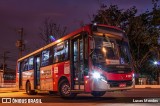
left=134, top=85, right=160, bottom=88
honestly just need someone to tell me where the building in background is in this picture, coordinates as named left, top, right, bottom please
left=3, top=68, right=16, bottom=83
left=0, top=65, right=16, bottom=83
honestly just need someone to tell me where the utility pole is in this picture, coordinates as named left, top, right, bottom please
left=16, top=28, right=25, bottom=58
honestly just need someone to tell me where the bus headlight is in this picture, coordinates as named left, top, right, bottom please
left=92, top=72, right=101, bottom=79
left=92, top=72, right=107, bottom=83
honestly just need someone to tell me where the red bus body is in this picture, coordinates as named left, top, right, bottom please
left=16, top=24, right=134, bottom=97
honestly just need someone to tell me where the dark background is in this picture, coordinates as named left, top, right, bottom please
left=0, top=0, right=157, bottom=69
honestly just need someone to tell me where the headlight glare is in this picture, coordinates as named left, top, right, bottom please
left=92, top=72, right=101, bottom=79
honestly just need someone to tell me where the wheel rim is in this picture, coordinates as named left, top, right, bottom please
left=61, top=83, right=70, bottom=95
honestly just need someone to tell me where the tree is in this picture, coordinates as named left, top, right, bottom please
left=126, top=11, right=159, bottom=75
left=93, top=5, right=137, bottom=28
left=152, top=0, right=160, bottom=25
left=39, top=17, right=67, bottom=45
left=92, top=3, right=160, bottom=80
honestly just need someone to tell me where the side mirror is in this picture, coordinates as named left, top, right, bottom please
left=91, top=23, right=97, bottom=31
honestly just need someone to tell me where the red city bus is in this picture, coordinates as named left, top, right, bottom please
left=16, top=24, right=135, bottom=97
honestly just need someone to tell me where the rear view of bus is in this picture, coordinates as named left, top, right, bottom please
left=89, top=24, right=135, bottom=97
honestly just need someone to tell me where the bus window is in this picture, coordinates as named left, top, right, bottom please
left=18, top=62, right=20, bottom=73
left=53, top=40, right=69, bottom=63
left=28, top=57, right=34, bottom=70
left=64, top=41, right=69, bottom=60
left=41, top=49, right=50, bottom=66
left=23, top=59, right=28, bottom=71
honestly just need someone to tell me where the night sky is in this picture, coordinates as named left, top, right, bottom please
left=0, top=0, right=159, bottom=69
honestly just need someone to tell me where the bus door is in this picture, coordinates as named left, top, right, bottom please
left=34, top=55, right=40, bottom=89
left=19, top=62, right=23, bottom=89
left=71, top=35, right=85, bottom=90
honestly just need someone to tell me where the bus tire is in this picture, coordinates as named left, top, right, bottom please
left=58, top=79, right=77, bottom=97
left=26, top=82, right=36, bottom=95
left=91, top=91, right=106, bottom=97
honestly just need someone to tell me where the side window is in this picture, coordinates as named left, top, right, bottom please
left=23, top=59, right=28, bottom=71
left=28, top=57, right=34, bottom=70
left=41, top=49, right=52, bottom=66
left=53, top=40, right=69, bottom=63
left=18, top=62, right=20, bottom=73
left=64, top=40, right=69, bottom=60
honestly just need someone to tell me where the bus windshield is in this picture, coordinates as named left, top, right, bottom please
left=91, top=35, right=131, bottom=66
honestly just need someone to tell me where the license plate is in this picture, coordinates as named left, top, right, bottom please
left=119, top=83, right=126, bottom=87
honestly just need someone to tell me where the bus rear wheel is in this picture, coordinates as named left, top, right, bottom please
left=26, top=82, right=36, bottom=95
left=91, top=91, right=106, bottom=97
left=59, top=80, right=77, bottom=97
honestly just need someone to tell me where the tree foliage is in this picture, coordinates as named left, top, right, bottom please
left=92, top=2, right=160, bottom=78
left=39, top=17, right=67, bottom=45
left=93, top=5, right=137, bottom=28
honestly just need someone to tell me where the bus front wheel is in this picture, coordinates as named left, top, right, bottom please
left=59, top=80, right=77, bottom=97
left=91, top=91, right=106, bottom=97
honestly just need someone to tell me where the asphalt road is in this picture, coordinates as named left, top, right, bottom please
left=0, top=88, right=160, bottom=106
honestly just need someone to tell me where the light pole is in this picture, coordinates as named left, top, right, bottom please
left=16, top=28, right=25, bottom=58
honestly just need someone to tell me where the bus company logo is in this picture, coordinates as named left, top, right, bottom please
left=1, top=98, right=42, bottom=103
left=2, top=98, right=11, bottom=103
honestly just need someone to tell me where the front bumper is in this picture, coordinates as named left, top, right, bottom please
left=91, top=78, right=135, bottom=91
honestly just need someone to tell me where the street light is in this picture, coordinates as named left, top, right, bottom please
left=153, top=61, right=160, bottom=84
left=154, top=61, right=158, bottom=65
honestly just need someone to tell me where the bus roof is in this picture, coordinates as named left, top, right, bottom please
left=97, top=24, right=122, bottom=31
left=17, top=25, right=91, bottom=62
